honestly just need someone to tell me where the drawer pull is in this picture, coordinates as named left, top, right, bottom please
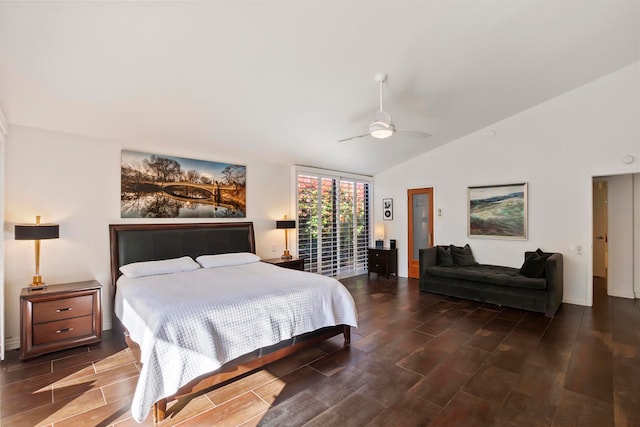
left=56, top=307, right=72, bottom=313
left=56, top=327, right=74, bottom=334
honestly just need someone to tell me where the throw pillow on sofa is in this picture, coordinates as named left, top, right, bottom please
left=436, top=245, right=455, bottom=266
left=451, top=244, right=478, bottom=266
left=519, top=249, right=551, bottom=278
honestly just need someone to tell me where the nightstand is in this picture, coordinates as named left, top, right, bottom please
left=20, top=280, right=102, bottom=360
left=262, top=256, right=306, bottom=271
left=368, top=248, right=398, bottom=278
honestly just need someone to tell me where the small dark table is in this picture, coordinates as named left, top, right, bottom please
left=20, top=280, right=102, bottom=360
left=262, top=256, right=306, bottom=271
left=368, top=248, right=398, bottom=278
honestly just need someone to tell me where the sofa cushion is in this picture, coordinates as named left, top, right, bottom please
left=436, top=245, right=455, bottom=266
left=519, top=250, right=551, bottom=278
left=451, top=244, right=477, bottom=266
left=424, top=264, right=547, bottom=290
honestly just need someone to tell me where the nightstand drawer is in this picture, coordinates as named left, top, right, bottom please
left=32, top=295, right=94, bottom=324
left=371, top=259, right=388, bottom=271
left=33, top=315, right=94, bottom=346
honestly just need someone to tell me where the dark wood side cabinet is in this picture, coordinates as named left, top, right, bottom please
left=368, top=248, right=398, bottom=278
left=20, top=280, right=102, bottom=360
left=262, top=256, right=306, bottom=271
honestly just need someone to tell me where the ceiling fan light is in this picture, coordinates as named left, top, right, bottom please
left=370, top=128, right=394, bottom=139
left=369, top=121, right=395, bottom=139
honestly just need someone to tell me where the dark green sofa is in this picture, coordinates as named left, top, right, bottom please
left=419, top=248, right=563, bottom=317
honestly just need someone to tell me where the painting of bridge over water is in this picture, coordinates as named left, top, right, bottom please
left=121, top=150, right=246, bottom=218
left=467, top=182, right=527, bottom=239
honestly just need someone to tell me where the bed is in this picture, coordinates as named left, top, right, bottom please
left=109, top=222, right=357, bottom=423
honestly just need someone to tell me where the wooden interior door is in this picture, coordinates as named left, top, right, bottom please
left=408, top=188, right=434, bottom=279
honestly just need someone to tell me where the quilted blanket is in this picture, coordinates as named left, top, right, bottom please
left=114, top=261, right=358, bottom=422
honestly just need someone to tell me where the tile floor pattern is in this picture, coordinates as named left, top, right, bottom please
left=1, top=276, right=639, bottom=426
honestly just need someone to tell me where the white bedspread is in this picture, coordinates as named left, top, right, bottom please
left=114, top=261, right=358, bottom=423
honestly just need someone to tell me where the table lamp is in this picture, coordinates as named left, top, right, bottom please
left=276, top=216, right=296, bottom=260
left=374, top=222, right=385, bottom=248
left=15, top=215, right=59, bottom=287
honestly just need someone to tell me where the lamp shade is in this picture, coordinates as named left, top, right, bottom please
left=374, top=222, right=385, bottom=240
left=15, top=224, right=59, bottom=240
left=276, top=220, right=296, bottom=230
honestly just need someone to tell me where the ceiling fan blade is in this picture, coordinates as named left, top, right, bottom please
left=395, top=130, right=432, bottom=139
left=337, top=133, right=371, bottom=143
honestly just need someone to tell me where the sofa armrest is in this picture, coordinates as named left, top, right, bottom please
left=544, top=253, right=563, bottom=316
left=419, top=247, right=437, bottom=275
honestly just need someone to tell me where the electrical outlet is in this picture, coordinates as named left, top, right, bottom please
left=271, top=244, right=276, bottom=252
left=576, top=245, right=583, bottom=255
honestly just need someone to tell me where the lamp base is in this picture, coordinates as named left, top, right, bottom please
left=281, top=250, right=292, bottom=260
left=31, top=275, right=45, bottom=286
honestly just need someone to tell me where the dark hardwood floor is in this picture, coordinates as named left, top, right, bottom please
left=2, top=275, right=639, bottom=426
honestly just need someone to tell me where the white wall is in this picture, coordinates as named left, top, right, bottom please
left=607, top=174, right=635, bottom=298
left=4, top=125, right=291, bottom=350
left=374, top=62, right=640, bottom=306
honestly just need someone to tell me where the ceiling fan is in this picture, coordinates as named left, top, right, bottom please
left=338, top=73, right=431, bottom=143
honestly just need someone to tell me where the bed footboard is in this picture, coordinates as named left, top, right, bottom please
left=137, top=324, right=351, bottom=423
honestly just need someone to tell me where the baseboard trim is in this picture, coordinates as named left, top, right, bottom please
left=5, top=337, right=19, bottom=351
left=562, top=296, right=589, bottom=306
left=607, top=289, right=635, bottom=299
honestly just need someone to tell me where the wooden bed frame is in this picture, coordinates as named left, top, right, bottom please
left=109, top=222, right=350, bottom=423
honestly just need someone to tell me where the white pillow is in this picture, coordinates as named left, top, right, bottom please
left=196, top=252, right=260, bottom=268
left=119, top=256, right=200, bottom=278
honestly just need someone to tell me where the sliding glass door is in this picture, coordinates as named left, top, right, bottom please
left=296, top=168, right=370, bottom=278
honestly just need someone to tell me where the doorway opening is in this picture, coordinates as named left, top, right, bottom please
left=590, top=173, right=638, bottom=304
left=592, top=180, right=608, bottom=284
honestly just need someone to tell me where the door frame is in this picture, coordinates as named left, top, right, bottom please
left=0, top=109, right=6, bottom=360
left=586, top=167, right=640, bottom=307
left=407, top=187, right=434, bottom=279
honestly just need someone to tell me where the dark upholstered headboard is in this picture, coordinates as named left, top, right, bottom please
left=109, top=222, right=256, bottom=286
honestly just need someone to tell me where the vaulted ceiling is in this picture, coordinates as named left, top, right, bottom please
left=1, top=1, right=638, bottom=175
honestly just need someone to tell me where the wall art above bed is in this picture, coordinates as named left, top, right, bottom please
left=467, top=182, right=527, bottom=239
left=121, top=150, right=246, bottom=218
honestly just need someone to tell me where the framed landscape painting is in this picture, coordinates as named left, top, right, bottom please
left=467, top=183, right=527, bottom=239
left=121, top=150, right=246, bottom=218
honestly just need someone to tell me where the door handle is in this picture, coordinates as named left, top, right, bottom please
left=596, top=236, right=604, bottom=240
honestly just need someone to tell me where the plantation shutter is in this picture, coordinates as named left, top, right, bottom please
left=296, top=167, right=371, bottom=279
